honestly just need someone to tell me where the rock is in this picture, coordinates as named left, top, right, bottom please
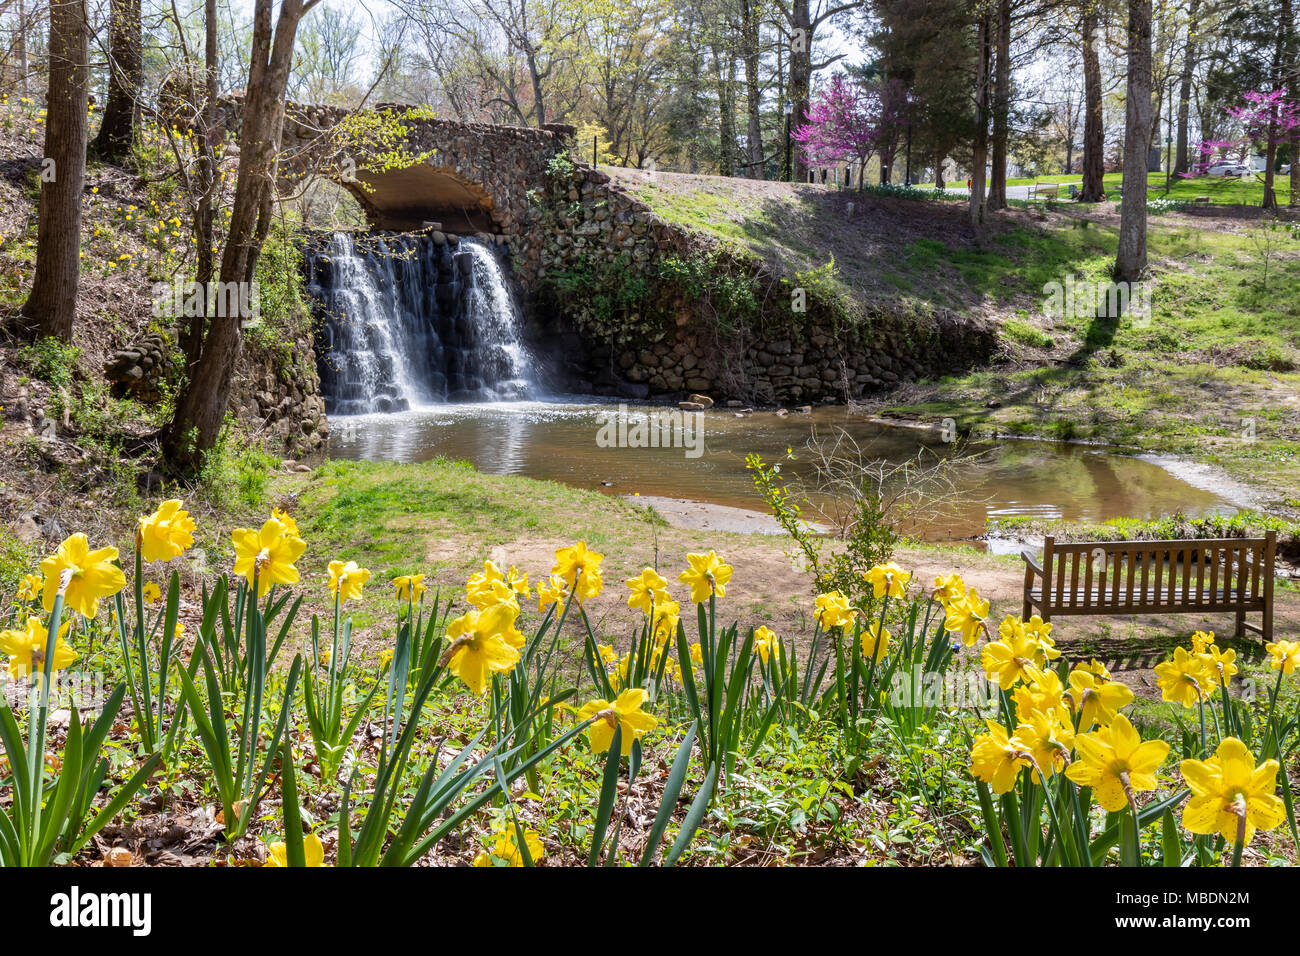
left=794, top=405, right=812, bottom=414
left=775, top=408, right=789, bottom=417
left=678, top=401, right=707, bottom=412
left=687, top=393, right=714, bottom=408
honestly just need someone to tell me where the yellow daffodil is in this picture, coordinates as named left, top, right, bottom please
left=1065, top=714, right=1169, bottom=812
left=863, top=563, right=910, bottom=599
left=142, top=581, right=161, bottom=605
left=1077, top=657, right=1112, bottom=680
left=16, top=572, right=44, bottom=603
left=1265, top=640, right=1300, bottom=674
left=576, top=688, right=658, bottom=755
left=1190, top=630, right=1215, bottom=654
left=378, top=648, right=394, bottom=669
left=232, top=518, right=306, bottom=598
left=626, top=567, right=670, bottom=615
left=944, top=587, right=989, bottom=646
left=1179, top=738, right=1285, bottom=846
left=814, top=590, right=855, bottom=629
left=981, top=621, right=1060, bottom=690
left=860, top=623, right=890, bottom=661
left=650, top=599, right=680, bottom=646
left=474, top=829, right=545, bottom=867
left=553, top=541, right=604, bottom=603
left=466, top=561, right=507, bottom=600
left=467, top=576, right=521, bottom=612
left=1066, top=668, right=1134, bottom=730
left=1012, top=708, right=1075, bottom=780
left=536, top=573, right=569, bottom=612
left=678, top=550, right=732, bottom=604
left=0, top=617, right=77, bottom=680
left=689, top=642, right=703, bottom=667
left=504, top=566, right=529, bottom=596
left=1202, top=644, right=1238, bottom=684
left=264, top=833, right=325, bottom=867
left=40, top=532, right=127, bottom=619
left=754, top=625, right=780, bottom=664
left=393, top=574, right=426, bottom=603
left=137, top=499, right=195, bottom=562
left=1154, top=646, right=1214, bottom=708
left=444, top=605, right=522, bottom=694
left=970, top=719, right=1030, bottom=794
left=271, top=507, right=300, bottom=538
left=933, top=572, right=965, bottom=607
left=1013, top=668, right=1068, bottom=722
left=326, top=560, right=370, bottom=602
left=1022, top=615, right=1052, bottom=642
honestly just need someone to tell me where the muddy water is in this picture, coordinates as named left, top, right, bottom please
left=326, top=400, right=1235, bottom=543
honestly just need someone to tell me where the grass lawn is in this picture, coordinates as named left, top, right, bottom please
left=918, top=172, right=1292, bottom=206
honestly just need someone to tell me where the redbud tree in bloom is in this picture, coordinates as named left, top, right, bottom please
left=1226, top=87, right=1300, bottom=208
left=793, top=74, right=879, bottom=181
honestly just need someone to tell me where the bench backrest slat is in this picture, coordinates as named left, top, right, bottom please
left=1040, top=536, right=1270, bottom=613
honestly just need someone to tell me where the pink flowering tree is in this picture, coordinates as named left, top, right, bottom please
left=793, top=74, right=877, bottom=185
left=1227, top=88, right=1300, bottom=208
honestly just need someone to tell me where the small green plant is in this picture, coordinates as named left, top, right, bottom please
left=1002, top=318, right=1055, bottom=350
left=17, top=337, right=80, bottom=387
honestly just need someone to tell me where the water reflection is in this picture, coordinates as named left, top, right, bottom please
left=328, top=400, right=1235, bottom=542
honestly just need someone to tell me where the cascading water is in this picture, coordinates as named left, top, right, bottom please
left=306, top=231, right=537, bottom=414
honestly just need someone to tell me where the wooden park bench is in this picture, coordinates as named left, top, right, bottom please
left=1021, top=533, right=1277, bottom=640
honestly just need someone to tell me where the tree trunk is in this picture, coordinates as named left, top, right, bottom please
left=714, top=43, right=736, bottom=176
left=1080, top=4, right=1106, bottom=202
left=20, top=0, right=90, bottom=343
left=970, top=9, right=992, bottom=226
left=90, top=0, right=142, bottom=163
left=183, top=0, right=221, bottom=368
left=1262, top=0, right=1291, bottom=210
left=16, top=0, right=30, bottom=94
left=1290, top=125, right=1299, bottom=207
left=1173, top=0, right=1199, bottom=174
left=164, top=0, right=317, bottom=467
left=741, top=0, right=764, bottom=178
left=1115, top=0, right=1152, bottom=283
left=988, top=0, right=1012, bottom=209
left=789, top=0, right=812, bottom=181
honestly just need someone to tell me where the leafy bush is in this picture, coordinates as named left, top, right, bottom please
left=17, top=337, right=80, bottom=387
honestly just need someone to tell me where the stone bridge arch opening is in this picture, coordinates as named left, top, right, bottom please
left=344, top=162, right=500, bottom=235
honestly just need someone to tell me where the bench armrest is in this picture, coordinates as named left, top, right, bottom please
left=1020, top=551, right=1044, bottom=577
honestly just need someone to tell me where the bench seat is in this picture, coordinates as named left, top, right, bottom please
left=1021, top=533, right=1276, bottom=640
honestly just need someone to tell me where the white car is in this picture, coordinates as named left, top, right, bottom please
left=1206, top=162, right=1251, bottom=177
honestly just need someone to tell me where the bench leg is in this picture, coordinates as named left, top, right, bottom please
left=1234, top=609, right=1246, bottom=639
left=1022, top=596, right=1032, bottom=621
left=1262, top=606, right=1273, bottom=642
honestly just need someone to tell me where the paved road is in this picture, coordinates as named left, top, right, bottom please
left=926, top=184, right=1064, bottom=200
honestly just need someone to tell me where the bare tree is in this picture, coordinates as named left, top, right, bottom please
left=19, top=0, right=89, bottom=343
left=163, top=0, right=322, bottom=467
left=1115, top=0, right=1151, bottom=282
left=1079, top=0, right=1106, bottom=201
left=90, top=0, right=141, bottom=162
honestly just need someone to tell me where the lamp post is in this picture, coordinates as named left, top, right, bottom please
left=783, top=99, right=793, bottom=182
left=903, top=92, right=913, bottom=186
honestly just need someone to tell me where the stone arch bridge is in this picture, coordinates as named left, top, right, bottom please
left=209, top=97, right=578, bottom=270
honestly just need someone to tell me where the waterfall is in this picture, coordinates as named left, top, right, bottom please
left=306, top=231, right=537, bottom=415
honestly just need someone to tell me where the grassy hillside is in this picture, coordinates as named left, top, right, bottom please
left=612, top=169, right=1300, bottom=510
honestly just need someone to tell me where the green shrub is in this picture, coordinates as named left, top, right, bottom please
left=17, top=337, right=80, bottom=387
left=1001, top=318, right=1055, bottom=350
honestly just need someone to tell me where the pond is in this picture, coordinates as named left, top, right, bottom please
left=325, top=400, right=1237, bottom=547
